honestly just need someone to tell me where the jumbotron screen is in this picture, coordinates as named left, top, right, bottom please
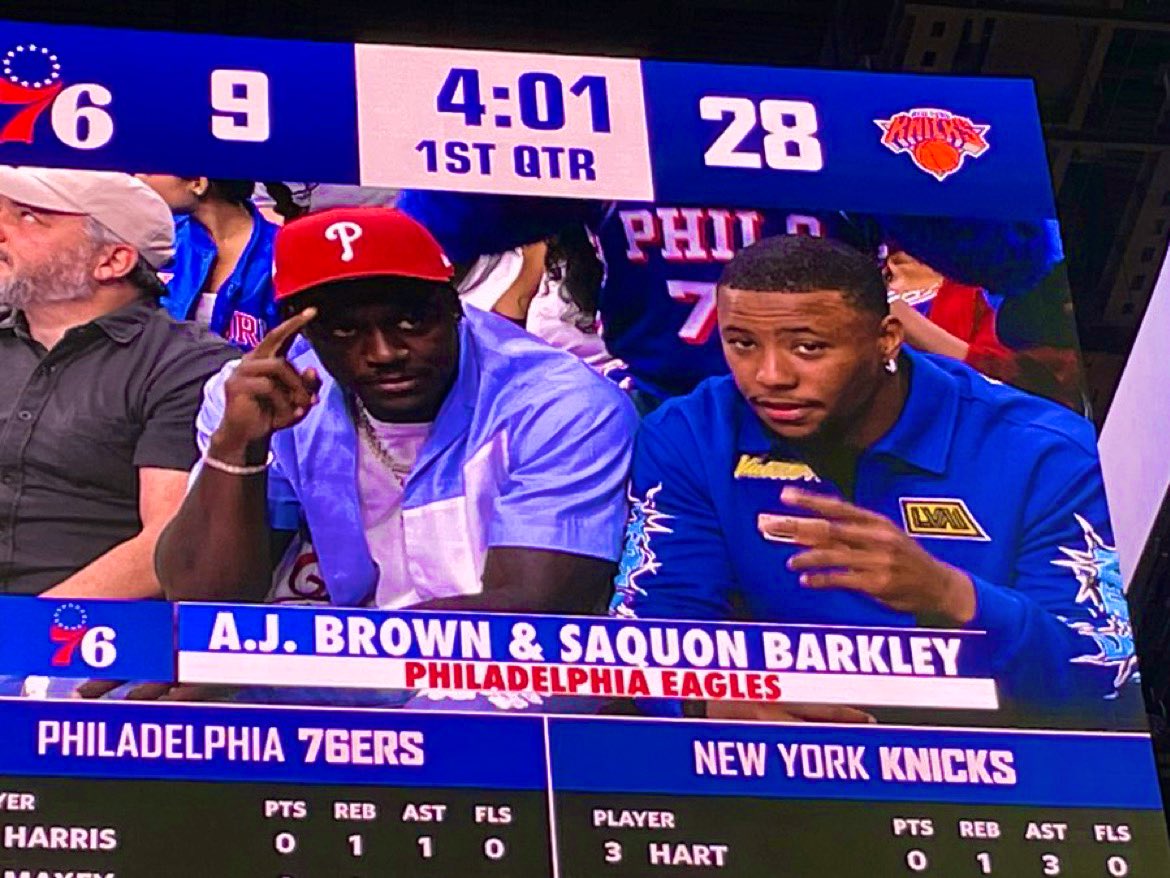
left=0, top=18, right=1165, bottom=878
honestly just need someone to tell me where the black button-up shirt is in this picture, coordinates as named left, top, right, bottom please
left=0, top=297, right=239, bottom=594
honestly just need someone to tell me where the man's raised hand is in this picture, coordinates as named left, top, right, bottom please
left=212, top=308, right=322, bottom=459
left=778, top=487, right=977, bottom=626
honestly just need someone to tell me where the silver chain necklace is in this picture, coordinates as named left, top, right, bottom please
left=353, top=399, right=414, bottom=486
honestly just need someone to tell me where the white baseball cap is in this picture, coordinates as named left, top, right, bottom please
left=0, top=166, right=175, bottom=268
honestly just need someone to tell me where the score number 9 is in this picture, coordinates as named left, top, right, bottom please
left=211, top=70, right=271, bottom=142
left=45, top=69, right=271, bottom=149
left=700, top=96, right=823, bottom=172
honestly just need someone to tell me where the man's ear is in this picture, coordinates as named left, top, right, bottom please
left=444, top=283, right=463, bottom=321
left=92, top=243, right=140, bottom=284
left=878, top=312, right=904, bottom=363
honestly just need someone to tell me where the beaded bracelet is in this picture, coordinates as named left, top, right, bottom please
left=202, top=452, right=272, bottom=477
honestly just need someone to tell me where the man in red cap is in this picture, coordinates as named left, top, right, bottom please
left=158, top=207, right=637, bottom=615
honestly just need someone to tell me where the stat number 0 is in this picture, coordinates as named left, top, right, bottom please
left=211, top=69, right=271, bottom=142
left=700, top=96, right=823, bottom=172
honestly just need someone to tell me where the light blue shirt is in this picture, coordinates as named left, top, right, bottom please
left=195, top=305, right=638, bottom=606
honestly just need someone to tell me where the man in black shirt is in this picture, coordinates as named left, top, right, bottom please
left=0, top=167, right=238, bottom=596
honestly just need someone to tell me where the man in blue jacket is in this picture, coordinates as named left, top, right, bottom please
left=139, top=175, right=278, bottom=350
left=612, top=234, right=1134, bottom=714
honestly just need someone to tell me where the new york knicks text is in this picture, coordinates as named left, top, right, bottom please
left=694, top=739, right=1017, bottom=786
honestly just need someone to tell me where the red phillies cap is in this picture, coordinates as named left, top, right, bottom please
left=272, top=206, right=454, bottom=301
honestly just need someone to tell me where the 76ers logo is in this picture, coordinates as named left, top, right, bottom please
left=48, top=602, right=118, bottom=669
left=0, top=44, right=64, bottom=144
left=0, top=42, right=116, bottom=150
left=874, top=108, right=990, bottom=181
left=49, top=603, right=89, bottom=666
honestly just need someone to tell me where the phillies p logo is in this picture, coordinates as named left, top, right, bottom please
left=325, top=221, right=363, bottom=262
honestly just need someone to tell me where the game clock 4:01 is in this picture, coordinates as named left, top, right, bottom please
left=416, top=67, right=613, bottom=182
left=434, top=67, right=614, bottom=134
left=354, top=44, right=655, bottom=199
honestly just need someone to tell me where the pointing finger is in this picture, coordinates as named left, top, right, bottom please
left=252, top=307, right=317, bottom=360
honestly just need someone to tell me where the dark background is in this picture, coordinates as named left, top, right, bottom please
left=5, top=0, right=1170, bottom=812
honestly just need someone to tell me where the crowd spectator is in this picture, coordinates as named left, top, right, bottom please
left=883, top=247, right=1016, bottom=380
left=0, top=167, right=237, bottom=596
left=138, top=175, right=278, bottom=350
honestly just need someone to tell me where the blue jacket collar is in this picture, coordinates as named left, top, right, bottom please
left=735, top=347, right=958, bottom=475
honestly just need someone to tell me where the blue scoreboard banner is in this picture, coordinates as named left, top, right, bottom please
left=0, top=19, right=1054, bottom=219
left=0, top=695, right=1162, bottom=875
left=0, top=598, right=1166, bottom=876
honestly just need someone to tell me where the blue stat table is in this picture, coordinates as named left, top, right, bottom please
left=0, top=598, right=1165, bottom=876
left=0, top=701, right=1165, bottom=877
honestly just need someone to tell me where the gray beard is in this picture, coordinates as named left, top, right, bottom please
left=0, top=246, right=97, bottom=310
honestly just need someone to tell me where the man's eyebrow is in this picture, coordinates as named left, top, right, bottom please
left=724, top=323, right=821, bottom=334
left=10, top=202, right=68, bottom=217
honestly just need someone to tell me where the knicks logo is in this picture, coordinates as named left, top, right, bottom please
left=874, top=108, right=990, bottom=181
left=734, top=454, right=819, bottom=482
left=900, top=498, right=989, bottom=540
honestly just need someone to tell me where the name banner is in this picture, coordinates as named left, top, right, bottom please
left=0, top=19, right=1055, bottom=219
left=175, top=604, right=996, bottom=709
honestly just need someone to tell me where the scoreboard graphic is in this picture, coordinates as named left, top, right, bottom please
left=0, top=20, right=1053, bottom=219
left=0, top=15, right=1165, bottom=878
left=0, top=600, right=1165, bottom=876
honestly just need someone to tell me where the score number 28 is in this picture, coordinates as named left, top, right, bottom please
left=700, top=96, right=823, bottom=172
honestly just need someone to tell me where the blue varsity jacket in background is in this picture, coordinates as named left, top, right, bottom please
left=160, top=203, right=279, bottom=351
left=195, top=305, right=638, bottom=608
left=611, top=346, right=1135, bottom=708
